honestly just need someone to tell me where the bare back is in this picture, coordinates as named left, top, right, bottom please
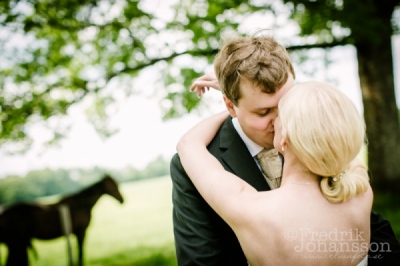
left=233, top=184, right=373, bottom=266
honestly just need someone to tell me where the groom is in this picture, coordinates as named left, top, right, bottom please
left=171, top=34, right=293, bottom=265
left=170, top=34, right=400, bottom=265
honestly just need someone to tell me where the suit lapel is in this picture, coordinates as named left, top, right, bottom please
left=219, top=118, right=270, bottom=192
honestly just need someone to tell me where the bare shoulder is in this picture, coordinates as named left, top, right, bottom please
left=233, top=190, right=283, bottom=225
left=232, top=190, right=289, bottom=244
left=347, top=183, right=373, bottom=212
left=245, top=189, right=295, bottom=226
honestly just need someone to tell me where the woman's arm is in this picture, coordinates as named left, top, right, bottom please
left=177, top=111, right=257, bottom=227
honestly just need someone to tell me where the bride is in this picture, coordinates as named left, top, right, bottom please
left=177, top=81, right=372, bottom=265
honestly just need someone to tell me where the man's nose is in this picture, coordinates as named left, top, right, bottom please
left=271, top=108, right=278, bottom=121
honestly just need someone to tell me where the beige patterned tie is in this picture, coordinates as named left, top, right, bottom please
left=255, top=149, right=282, bottom=189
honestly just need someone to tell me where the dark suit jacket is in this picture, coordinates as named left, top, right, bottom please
left=171, top=117, right=400, bottom=265
left=171, top=117, right=269, bottom=265
left=369, top=211, right=400, bottom=265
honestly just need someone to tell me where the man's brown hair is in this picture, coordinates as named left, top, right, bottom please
left=214, top=33, right=295, bottom=105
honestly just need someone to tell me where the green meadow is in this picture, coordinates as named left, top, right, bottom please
left=1, top=171, right=399, bottom=265
left=1, top=176, right=177, bottom=266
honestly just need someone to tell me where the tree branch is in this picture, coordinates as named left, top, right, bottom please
left=107, top=48, right=219, bottom=80
left=104, top=38, right=355, bottom=81
left=286, top=37, right=352, bottom=51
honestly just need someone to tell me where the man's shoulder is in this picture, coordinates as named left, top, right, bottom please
left=170, top=116, right=246, bottom=166
left=207, top=117, right=239, bottom=151
left=171, top=152, right=180, bottom=163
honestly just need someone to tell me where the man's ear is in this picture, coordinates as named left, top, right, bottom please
left=223, top=95, right=237, bottom=118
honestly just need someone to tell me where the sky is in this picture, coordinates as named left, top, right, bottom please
left=0, top=78, right=225, bottom=177
left=0, top=4, right=399, bottom=178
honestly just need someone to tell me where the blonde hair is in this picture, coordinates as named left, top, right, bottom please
left=278, top=81, right=369, bottom=203
left=214, top=33, right=294, bottom=105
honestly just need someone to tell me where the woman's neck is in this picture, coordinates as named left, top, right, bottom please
left=281, top=172, right=319, bottom=186
left=280, top=154, right=319, bottom=186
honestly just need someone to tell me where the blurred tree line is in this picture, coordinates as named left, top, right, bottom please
left=0, top=0, right=399, bottom=192
left=0, top=155, right=169, bottom=205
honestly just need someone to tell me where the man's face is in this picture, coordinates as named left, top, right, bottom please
left=224, top=74, right=294, bottom=149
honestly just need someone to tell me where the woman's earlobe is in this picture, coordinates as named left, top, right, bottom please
left=280, top=139, right=287, bottom=151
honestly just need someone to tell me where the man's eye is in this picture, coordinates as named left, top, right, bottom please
left=257, top=110, right=270, bottom=116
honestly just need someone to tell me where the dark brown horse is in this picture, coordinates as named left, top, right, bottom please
left=0, top=175, right=124, bottom=266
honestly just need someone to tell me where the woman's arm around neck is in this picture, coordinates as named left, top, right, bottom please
left=177, top=111, right=258, bottom=228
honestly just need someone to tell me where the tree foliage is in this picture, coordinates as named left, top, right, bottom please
left=0, top=0, right=399, bottom=190
left=284, top=0, right=400, bottom=191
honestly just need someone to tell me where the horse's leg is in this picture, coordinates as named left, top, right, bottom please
left=75, top=230, right=86, bottom=266
left=5, top=242, right=29, bottom=266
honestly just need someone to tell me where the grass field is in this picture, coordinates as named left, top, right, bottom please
left=1, top=173, right=399, bottom=265
left=1, top=176, right=177, bottom=266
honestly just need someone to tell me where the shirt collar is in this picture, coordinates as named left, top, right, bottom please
left=232, top=117, right=264, bottom=157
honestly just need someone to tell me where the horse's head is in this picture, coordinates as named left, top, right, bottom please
left=101, top=175, right=124, bottom=204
